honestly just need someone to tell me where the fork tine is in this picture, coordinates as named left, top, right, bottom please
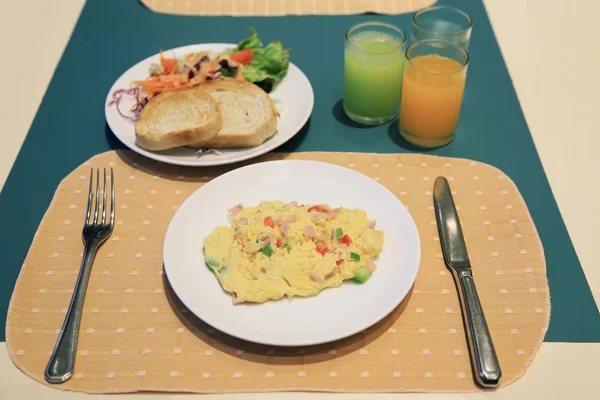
left=101, top=168, right=107, bottom=224
left=84, top=169, right=93, bottom=225
left=110, top=168, right=115, bottom=227
left=93, top=169, right=100, bottom=224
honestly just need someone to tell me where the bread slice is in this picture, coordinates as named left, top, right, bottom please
left=135, top=90, right=222, bottom=151
left=190, top=79, right=278, bottom=148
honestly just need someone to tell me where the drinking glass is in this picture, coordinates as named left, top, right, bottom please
left=399, top=39, right=469, bottom=148
left=343, top=21, right=407, bottom=125
left=412, top=6, right=472, bottom=49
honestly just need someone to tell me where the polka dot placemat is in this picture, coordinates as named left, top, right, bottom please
left=6, top=150, right=549, bottom=393
left=140, top=0, right=436, bottom=16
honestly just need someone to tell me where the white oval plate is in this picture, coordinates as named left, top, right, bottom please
left=163, top=160, right=421, bottom=346
left=105, top=43, right=314, bottom=167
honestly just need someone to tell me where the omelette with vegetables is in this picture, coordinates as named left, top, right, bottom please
left=203, top=201, right=384, bottom=304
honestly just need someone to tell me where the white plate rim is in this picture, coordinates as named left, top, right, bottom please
left=104, top=43, right=314, bottom=167
left=163, top=160, right=421, bottom=346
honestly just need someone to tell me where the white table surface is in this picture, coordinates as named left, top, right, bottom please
left=0, top=0, right=598, bottom=399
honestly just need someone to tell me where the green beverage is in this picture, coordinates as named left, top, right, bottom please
left=343, top=23, right=406, bottom=125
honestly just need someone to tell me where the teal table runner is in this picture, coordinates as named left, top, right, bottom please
left=1, top=0, right=598, bottom=342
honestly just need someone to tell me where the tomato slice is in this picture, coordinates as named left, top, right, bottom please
left=229, top=49, right=254, bottom=65
left=336, top=259, right=344, bottom=265
left=264, top=216, right=275, bottom=228
left=307, top=205, right=327, bottom=213
left=276, top=238, right=282, bottom=248
left=315, top=242, right=328, bottom=256
left=340, top=234, right=353, bottom=245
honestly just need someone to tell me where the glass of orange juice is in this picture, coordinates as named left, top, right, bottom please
left=399, top=39, right=469, bottom=148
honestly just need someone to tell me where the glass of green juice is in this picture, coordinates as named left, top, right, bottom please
left=343, top=21, right=407, bottom=125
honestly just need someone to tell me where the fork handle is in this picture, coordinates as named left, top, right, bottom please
left=45, top=240, right=100, bottom=383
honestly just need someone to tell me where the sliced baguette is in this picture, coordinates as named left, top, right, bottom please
left=135, top=90, right=222, bottom=151
left=190, top=79, right=278, bottom=148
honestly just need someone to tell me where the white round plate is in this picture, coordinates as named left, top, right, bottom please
left=163, top=160, right=421, bottom=346
left=105, top=43, right=314, bottom=167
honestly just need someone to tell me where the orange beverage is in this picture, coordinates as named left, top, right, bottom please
left=399, top=40, right=469, bottom=147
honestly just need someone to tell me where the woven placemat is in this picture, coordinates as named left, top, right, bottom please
left=140, top=0, right=437, bottom=16
left=6, top=150, right=549, bottom=393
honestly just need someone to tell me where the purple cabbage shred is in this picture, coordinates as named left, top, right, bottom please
left=108, top=87, right=146, bottom=124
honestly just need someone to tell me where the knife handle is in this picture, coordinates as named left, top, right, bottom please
left=454, top=269, right=502, bottom=387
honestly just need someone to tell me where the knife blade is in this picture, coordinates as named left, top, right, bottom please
left=433, top=176, right=502, bottom=388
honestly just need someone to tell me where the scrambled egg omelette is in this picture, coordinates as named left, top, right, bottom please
left=203, top=201, right=384, bottom=304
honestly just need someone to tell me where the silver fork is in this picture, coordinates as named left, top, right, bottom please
left=45, top=168, right=115, bottom=384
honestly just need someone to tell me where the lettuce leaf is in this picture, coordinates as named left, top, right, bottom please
left=226, top=28, right=291, bottom=91
left=243, top=40, right=290, bottom=90
left=227, top=27, right=263, bottom=53
left=251, top=41, right=289, bottom=78
left=240, top=65, right=268, bottom=82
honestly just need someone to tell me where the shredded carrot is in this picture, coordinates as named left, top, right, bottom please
left=131, top=73, right=193, bottom=97
left=131, top=49, right=224, bottom=99
left=132, top=74, right=188, bottom=88
left=160, top=50, right=177, bottom=75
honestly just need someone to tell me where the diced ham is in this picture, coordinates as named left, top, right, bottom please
left=283, top=201, right=298, bottom=210
left=310, top=212, right=327, bottom=221
left=359, top=220, right=377, bottom=236
left=280, top=222, right=290, bottom=234
left=303, top=225, right=317, bottom=238
left=325, top=208, right=341, bottom=220
left=325, top=268, right=337, bottom=279
left=277, top=214, right=297, bottom=225
left=237, top=217, right=248, bottom=225
left=261, top=237, right=272, bottom=247
left=228, top=204, right=243, bottom=215
left=365, top=256, right=377, bottom=272
left=334, top=249, right=345, bottom=265
left=309, top=271, right=324, bottom=284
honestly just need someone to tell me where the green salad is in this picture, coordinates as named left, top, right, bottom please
left=222, top=28, right=291, bottom=93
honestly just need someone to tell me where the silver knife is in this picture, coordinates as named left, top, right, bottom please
left=433, top=176, right=502, bottom=388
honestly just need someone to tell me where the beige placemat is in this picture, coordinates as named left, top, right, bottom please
left=140, top=0, right=437, bottom=16
left=6, top=150, right=550, bottom=393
